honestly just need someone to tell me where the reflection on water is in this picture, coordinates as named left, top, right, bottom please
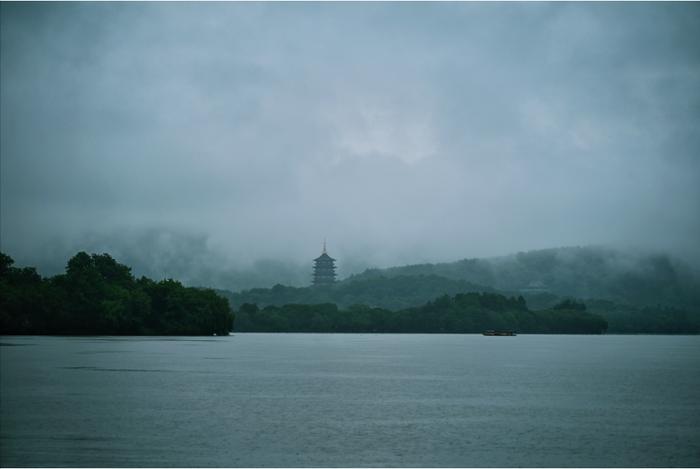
left=1, top=334, right=699, bottom=467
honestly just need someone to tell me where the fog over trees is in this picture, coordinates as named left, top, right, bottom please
left=5, top=249, right=696, bottom=335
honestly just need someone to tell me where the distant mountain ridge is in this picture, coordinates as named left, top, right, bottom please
left=345, top=246, right=700, bottom=310
left=226, top=246, right=700, bottom=312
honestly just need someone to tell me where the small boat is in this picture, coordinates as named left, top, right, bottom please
left=483, top=330, right=516, bottom=336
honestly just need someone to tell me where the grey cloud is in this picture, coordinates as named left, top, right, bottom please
left=1, top=2, right=699, bottom=285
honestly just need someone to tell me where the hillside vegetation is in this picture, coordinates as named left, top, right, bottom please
left=224, top=274, right=493, bottom=311
left=234, top=294, right=607, bottom=334
left=3, top=247, right=698, bottom=335
left=225, top=247, right=700, bottom=334
left=0, top=252, right=233, bottom=335
left=350, top=246, right=700, bottom=310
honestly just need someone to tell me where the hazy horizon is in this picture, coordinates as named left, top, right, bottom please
left=2, top=3, right=699, bottom=284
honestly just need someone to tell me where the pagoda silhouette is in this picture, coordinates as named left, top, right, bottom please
left=312, top=240, right=336, bottom=286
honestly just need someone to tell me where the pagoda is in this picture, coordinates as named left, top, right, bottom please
left=312, top=240, right=336, bottom=286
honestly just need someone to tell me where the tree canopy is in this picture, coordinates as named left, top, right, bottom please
left=4, top=251, right=697, bottom=335
left=0, top=252, right=233, bottom=335
left=234, top=292, right=608, bottom=334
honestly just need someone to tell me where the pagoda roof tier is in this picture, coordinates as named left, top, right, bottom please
left=314, top=253, right=336, bottom=262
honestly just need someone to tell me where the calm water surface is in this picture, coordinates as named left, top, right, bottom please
left=1, top=334, right=699, bottom=467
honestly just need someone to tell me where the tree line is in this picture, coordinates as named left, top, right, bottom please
left=226, top=272, right=699, bottom=334
left=11, top=251, right=682, bottom=336
left=0, top=252, right=233, bottom=335
left=234, top=294, right=608, bottom=334
left=224, top=274, right=494, bottom=311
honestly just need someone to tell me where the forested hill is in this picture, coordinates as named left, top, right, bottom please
left=223, top=274, right=493, bottom=311
left=0, top=252, right=233, bottom=335
left=234, top=295, right=608, bottom=334
left=225, top=246, right=700, bottom=312
left=3, top=249, right=699, bottom=335
left=223, top=246, right=700, bottom=334
left=347, top=246, right=700, bottom=310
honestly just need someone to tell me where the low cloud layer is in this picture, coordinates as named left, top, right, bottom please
left=2, top=3, right=699, bottom=283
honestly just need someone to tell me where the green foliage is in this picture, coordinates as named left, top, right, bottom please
left=586, top=299, right=700, bottom=334
left=0, top=252, right=233, bottom=336
left=222, top=263, right=699, bottom=335
left=233, top=292, right=608, bottom=334
left=553, top=299, right=587, bottom=311
left=3, top=250, right=696, bottom=335
left=345, top=247, right=700, bottom=311
left=226, top=274, right=494, bottom=311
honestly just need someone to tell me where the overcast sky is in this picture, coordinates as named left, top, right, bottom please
left=2, top=2, right=699, bottom=280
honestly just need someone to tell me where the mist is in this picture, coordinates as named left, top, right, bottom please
left=2, top=2, right=700, bottom=287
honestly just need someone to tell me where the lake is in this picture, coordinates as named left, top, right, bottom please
left=1, top=334, right=698, bottom=467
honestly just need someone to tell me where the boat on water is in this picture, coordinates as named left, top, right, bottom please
left=482, top=330, right=516, bottom=336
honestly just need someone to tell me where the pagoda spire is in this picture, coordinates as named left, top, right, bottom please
left=323, top=238, right=327, bottom=254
